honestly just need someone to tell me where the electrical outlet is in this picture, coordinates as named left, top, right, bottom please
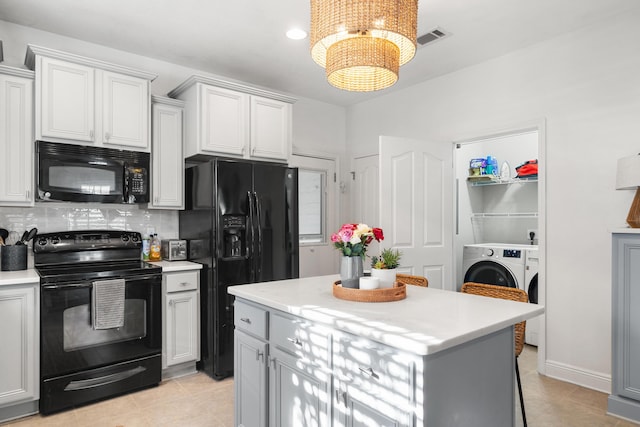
left=527, top=229, right=538, bottom=241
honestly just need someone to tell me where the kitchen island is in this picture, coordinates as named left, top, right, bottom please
left=229, top=275, right=544, bottom=427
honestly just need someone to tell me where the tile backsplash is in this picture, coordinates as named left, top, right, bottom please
left=0, top=203, right=179, bottom=239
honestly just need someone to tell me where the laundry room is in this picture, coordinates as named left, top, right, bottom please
left=454, top=130, right=541, bottom=346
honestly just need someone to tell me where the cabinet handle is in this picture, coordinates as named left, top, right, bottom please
left=90, top=130, right=94, bottom=139
left=335, top=390, right=347, bottom=406
left=25, top=189, right=30, bottom=200
left=358, top=366, right=379, bottom=379
left=251, top=147, right=256, bottom=156
left=240, top=317, right=251, bottom=324
left=256, top=350, right=264, bottom=362
left=241, top=147, right=246, bottom=155
left=169, top=300, right=173, bottom=306
left=105, top=132, right=110, bottom=141
left=180, top=282, right=188, bottom=287
left=286, top=337, right=302, bottom=347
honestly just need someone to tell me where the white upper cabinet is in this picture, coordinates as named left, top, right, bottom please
left=0, top=66, right=34, bottom=206
left=102, top=71, right=149, bottom=149
left=250, top=95, right=291, bottom=160
left=26, top=45, right=156, bottom=152
left=150, top=96, right=184, bottom=210
left=199, top=85, right=248, bottom=156
left=169, top=75, right=295, bottom=162
left=38, top=57, right=94, bottom=143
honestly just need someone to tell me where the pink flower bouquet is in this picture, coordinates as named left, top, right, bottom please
left=331, top=223, right=384, bottom=257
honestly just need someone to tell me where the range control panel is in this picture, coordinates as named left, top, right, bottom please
left=33, top=230, right=142, bottom=253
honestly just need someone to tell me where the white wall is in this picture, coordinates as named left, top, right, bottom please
left=0, top=20, right=347, bottom=241
left=346, top=8, right=640, bottom=391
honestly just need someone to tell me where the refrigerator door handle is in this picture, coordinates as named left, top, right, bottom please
left=254, top=191, right=263, bottom=280
left=247, top=190, right=256, bottom=282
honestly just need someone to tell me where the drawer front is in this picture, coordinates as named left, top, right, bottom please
left=334, top=334, right=415, bottom=404
left=234, top=300, right=268, bottom=339
left=165, top=271, right=199, bottom=293
left=270, top=311, right=330, bottom=364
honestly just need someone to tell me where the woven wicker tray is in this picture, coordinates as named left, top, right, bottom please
left=333, top=281, right=406, bottom=303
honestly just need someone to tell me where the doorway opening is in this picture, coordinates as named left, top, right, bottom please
left=453, top=123, right=546, bottom=375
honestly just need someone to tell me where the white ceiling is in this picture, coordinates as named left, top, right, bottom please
left=0, top=0, right=638, bottom=106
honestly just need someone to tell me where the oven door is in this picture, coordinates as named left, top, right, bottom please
left=40, top=273, right=162, bottom=380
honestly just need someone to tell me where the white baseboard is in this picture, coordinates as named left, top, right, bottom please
left=545, top=359, right=611, bottom=394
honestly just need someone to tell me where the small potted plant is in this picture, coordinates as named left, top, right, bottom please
left=370, top=248, right=402, bottom=288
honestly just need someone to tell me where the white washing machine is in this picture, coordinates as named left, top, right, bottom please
left=524, top=248, right=540, bottom=346
left=462, top=243, right=534, bottom=291
left=462, top=243, right=540, bottom=345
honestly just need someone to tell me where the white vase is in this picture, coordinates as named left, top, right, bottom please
left=370, top=268, right=397, bottom=288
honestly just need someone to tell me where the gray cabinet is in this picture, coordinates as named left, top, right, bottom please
left=333, top=332, right=415, bottom=427
left=235, top=330, right=268, bottom=427
left=608, top=231, right=640, bottom=422
left=268, top=311, right=331, bottom=427
left=234, top=300, right=269, bottom=427
left=269, top=346, right=331, bottom=427
left=233, top=296, right=517, bottom=427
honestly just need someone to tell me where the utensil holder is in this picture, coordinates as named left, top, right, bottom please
left=1, top=245, right=28, bottom=271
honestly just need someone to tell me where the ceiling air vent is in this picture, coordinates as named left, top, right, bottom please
left=417, top=27, right=451, bottom=47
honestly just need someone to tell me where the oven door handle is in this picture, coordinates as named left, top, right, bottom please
left=42, top=275, right=161, bottom=290
left=42, top=283, right=93, bottom=290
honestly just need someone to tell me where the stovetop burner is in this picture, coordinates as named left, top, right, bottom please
left=34, top=230, right=161, bottom=284
left=37, top=260, right=161, bottom=284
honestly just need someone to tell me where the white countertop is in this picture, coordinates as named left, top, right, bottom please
left=148, top=260, right=203, bottom=272
left=229, top=275, right=544, bottom=356
left=0, top=268, right=40, bottom=286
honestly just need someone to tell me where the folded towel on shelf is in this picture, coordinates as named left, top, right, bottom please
left=92, top=278, right=126, bottom=330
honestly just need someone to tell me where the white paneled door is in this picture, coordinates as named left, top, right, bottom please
left=379, top=136, right=454, bottom=290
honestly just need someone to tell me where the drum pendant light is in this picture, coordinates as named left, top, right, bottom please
left=310, top=0, right=418, bottom=92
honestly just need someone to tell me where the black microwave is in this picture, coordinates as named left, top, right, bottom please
left=36, top=141, right=150, bottom=204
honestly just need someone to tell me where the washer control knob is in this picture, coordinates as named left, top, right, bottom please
left=486, top=249, right=494, bottom=257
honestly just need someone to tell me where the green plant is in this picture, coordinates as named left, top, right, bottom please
left=370, top=248, right=402, bottom=269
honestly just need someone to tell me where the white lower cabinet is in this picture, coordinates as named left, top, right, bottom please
left=162, top=270, right=200, bottom=378
left=0, top=281, right=39, bottom=422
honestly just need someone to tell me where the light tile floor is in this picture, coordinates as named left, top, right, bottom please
left=2, top=345, right=638, bottom=426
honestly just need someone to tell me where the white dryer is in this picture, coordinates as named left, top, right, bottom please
left=524, top=248, right=540, bottom=346
left=461, top=243, right=536, bottom=291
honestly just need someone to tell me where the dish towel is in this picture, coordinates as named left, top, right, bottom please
left=92, top=278, right=126, bottom=330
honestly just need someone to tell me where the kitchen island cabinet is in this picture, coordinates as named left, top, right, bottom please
left=229, top=275, right=543, bottom=427
left=0, top=270, right=40, bottom=423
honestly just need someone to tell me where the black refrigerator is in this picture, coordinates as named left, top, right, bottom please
left=179, top=158, right=299, bottom=380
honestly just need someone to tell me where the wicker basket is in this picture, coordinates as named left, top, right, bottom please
left=333, top=281, right=406, bottom=302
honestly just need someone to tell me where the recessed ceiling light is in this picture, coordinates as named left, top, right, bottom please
left=286, top=28, right=308, bottom=40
